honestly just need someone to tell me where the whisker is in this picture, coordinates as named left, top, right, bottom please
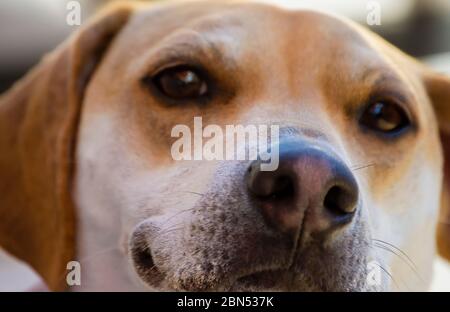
left=374, top=263, right=400, bottom=291
left=158, top=207, right=196, bottom=228
left=153, top=191, right=203, bottom=228
left=373, top=239, right=425, bottom=286
left=182, top=191, right=205, bottom=197
left=374, top=245, right=421, bottom=289
left=372, top=239, right=419, bottom=271
left=77, top=246, right=121, bottom=265
left=373, top=243, right=415, bottom=272
left=372, top=241, right=425, bottom=287
left=134, top=190, right=203, bottom=216
left=369, top=244, right=402, bottom=291
left=351, top=163, right=376, bottom=171
left=153, top=224, right=185, bottom=240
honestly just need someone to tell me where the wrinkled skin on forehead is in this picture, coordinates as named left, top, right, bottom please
left=73, top=1, right=442, bottom=291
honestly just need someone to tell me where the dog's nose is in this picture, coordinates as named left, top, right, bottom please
left=247, top=139, right=358, bottom=236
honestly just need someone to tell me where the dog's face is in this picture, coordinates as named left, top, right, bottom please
left=72, top=1, right=448, bottom=291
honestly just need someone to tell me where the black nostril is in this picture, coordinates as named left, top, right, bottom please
left=323, top=185, right=358, bottom=216
left=270, top=175, right=295, bottom=201
left=247, top=163, right=296, bottom=202
left=246, top=138, right=359, bottom=235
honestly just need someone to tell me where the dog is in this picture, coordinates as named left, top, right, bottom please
left=0, top=0, right=449, bottom=291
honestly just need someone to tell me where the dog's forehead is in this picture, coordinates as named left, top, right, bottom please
left=118, top=1, right=382, bottom=67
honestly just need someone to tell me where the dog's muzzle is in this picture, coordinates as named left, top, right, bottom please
left=129, top=137, right=362, bottom=291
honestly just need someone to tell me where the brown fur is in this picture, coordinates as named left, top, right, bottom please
left=0, top=3, right=132, bottom=290
left=0, top=1, right=449, bottom=291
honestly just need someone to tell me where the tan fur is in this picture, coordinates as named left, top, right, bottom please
left=0, top=1, right=449, bottom=291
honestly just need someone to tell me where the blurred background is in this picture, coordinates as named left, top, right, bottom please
left=0, top=0, right=449, bottom=291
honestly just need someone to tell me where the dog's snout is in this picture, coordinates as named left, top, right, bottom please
left=247, top=139, right=359, bottom=236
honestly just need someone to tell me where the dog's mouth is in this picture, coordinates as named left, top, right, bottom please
left=131, top=250, right=289, bottom=291
left=130, top=235, right=294, bottom=291
left=232, top=269, right=288, bottom=291
left=128, top=217, right=374, bottom=291
left=128, top=223, right=378, bottom=292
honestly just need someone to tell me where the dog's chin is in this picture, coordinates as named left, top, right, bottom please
left=128, top=222, right=378, bottom=291
left=129, top=252, right=281, bottom=291
left=131, top=266, right=372, bottom=291
left=129, top=250, right=373, bottom=292
left=229, top=269, right=293, bottom=291
left=132, top=267, right=293, bottom=291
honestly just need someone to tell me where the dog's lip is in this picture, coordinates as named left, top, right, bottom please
left=130, top=245, right=290, bottom=291
left=129, top=236, right=297, bottom=291
left=231, top=269, right=287, bottom=290
left=129, top=217, right=298, bottom=291
left=172, top=266, right=289, bottom=291
left=210, top=263, right=294, bottom=291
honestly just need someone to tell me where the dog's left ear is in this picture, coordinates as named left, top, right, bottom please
left=422, top=69, right=450, bottom=261
left=0, top=3, right=133, bottom=290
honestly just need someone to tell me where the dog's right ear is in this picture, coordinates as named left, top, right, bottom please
left=0, top=3, right=133, bottom=290
left=422, top=70, right=450, bottom=262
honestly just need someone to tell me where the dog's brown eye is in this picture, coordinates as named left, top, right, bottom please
left=360, top=101, right=410, bottom=133
left=152, top=66, right=208, bottom=100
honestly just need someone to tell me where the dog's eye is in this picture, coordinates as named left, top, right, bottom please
left=151, top=66, right=208, bottom=100
left=360, top=101, right=410, bottom=133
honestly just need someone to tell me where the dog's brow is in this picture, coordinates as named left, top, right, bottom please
left=359, top=68, right=414, bottom=97
left=150, top=31, right=237, bottom=72
left=359, top=68, right=401, bottom=84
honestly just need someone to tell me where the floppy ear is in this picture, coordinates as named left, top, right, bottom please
left=423, top=70, right=450, bottom=261
left=0, top=3, right=132, bottom=290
